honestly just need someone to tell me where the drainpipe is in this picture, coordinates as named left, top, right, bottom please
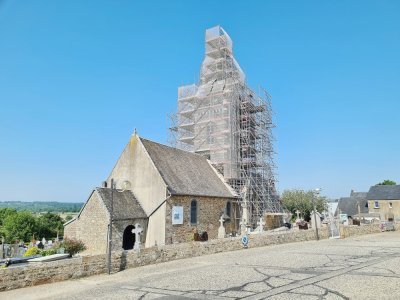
left=148, top=191, right=172, bottom=218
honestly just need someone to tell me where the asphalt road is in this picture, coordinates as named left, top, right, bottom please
left=3, top=231, right=400, bottom=300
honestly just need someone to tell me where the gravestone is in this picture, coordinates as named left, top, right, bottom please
left=240, top=219, right=247, bottom=236
left=241, top=193, right=249, bottom=235
left=283, top=212, right=292, bottom=223
left=310, top=211, right=322, bottom=229
left=17, top=247, right=26, bottom=258
left=6, top=245, right=11, bottom=257
left=218, top=215, right=226, bottom=238
left=11, top=244, right=19, bottom=257
left=257, top=217, right=266, bottom=233
left=132, top=223, right=143, bottom=252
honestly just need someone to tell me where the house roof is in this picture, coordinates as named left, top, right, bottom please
left=366, top=185, right=400, bottom=200
left=336, top=196, right=368, bottom=217
left=140, top=138, right=235, bottom=198
left=96, top=188, right=147, bottom=220
left=350, top=191, right=368, bottom=199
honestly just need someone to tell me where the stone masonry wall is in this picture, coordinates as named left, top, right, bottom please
left=164, top=195, right=232, bottom=244
left=0, top=223, right=385, bottom=292
left=340, top=223, right=382, bottom=238
left=64, top=191, right=110, bottom=255
left=111, top=218, right=148, bottom=252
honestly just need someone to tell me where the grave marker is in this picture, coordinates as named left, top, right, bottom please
left=132, top=223, right=143, bottom=252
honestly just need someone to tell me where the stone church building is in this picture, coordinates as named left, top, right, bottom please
left=64, top=133, right=238, bottom=254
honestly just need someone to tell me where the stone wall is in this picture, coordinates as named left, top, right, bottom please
left=64, top=191, right=148, bottom=255
left=64, top=191, right=110, bottom=255
left=0, top=223, right=384, bottom=292
left=164, top=195, right=234, bottom=244
left=339, top=223, right=382, bottom=238
left=111, top=218, right=148, bottom=252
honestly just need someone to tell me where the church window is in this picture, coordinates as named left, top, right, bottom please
left=190, top=200, right=197, bottom=224
left=226, top=201, right=231, bottom=218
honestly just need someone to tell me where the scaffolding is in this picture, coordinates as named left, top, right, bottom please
left=169, top=26, right=282, bottom=228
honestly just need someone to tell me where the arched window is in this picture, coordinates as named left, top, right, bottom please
left=226, top=201, right=231, bottom=218
left=190, top=200, right=197, bottom=224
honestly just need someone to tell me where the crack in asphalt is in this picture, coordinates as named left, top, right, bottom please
left=127, top=252, right=397, bottom=300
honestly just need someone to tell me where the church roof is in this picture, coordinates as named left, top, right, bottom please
left=140, top=138, right=235, bottom=198
left=336, top=196, right=368, bottom=217
left=350, top=191, right=368, bottom=199
left=96, top=188, right=147, bottom=220
left=366, top=185, right=400, bottom=200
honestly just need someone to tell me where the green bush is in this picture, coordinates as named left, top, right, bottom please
left=40, top=248, right=58, bottom=256
left=23, top=246, right=40, bottom=257
left=63, top=238, right=86, bottom=257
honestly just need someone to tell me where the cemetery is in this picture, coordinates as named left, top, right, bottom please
left=0, top=236, right=85, bottom=269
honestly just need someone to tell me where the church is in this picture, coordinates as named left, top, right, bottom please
left=64, top=132, right=238, bottom=254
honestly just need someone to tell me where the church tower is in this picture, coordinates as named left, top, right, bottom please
left=169, top=26, right=281, bottom=227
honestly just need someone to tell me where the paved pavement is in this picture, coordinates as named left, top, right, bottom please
left=3, top=231, right=400, bottom=300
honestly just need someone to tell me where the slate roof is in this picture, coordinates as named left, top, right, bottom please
left=140, top=138, right=235, bottom=198
left=336, top=196, right=368, bottom=217
left=366, top=185, right=400, bottom=200
left=96, top=188, right=147, bottom=220
left=350, top=191, right=368, bottom=199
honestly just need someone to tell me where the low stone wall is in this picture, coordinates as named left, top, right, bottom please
left=0, top=223, right=385, bottom=292
left=340, top=223, right=382, bottom=238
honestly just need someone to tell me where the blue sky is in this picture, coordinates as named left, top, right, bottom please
left=0, top=1, right=399, bottom=202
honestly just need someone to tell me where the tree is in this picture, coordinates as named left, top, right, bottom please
left=0, top=208, right=17, bottom=226
left=281, top=189, right=327, bottom=221
left=36, top=213, right=64, bottom=239
left=2, top=211, right=37, bottom=243
left=377, top=180, right=396, bottom=186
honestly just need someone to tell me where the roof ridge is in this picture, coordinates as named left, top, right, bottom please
left=139, top=137, right=208, bottom=159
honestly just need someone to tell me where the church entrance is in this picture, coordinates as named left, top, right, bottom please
left=122, top=225, right=135, bottom=250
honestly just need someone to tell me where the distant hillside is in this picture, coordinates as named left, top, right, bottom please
left=0, top=201, right=83, bottom=213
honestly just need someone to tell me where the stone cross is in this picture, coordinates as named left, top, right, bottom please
left=218, top=215, right=226, bottom=239
left=295, top=210, right=301, bottom=219
left=240, top=219, right=247, bottom=236
left=219, top=215, right=225, bottom=227
left=257, top=217, right=266, bottom=233
left=132, top=223, right=143, bottom=251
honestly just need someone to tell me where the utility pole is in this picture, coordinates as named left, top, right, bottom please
left=107, top=179, right=114, bottom=275
left=313, top=188, right=321, bottom=240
